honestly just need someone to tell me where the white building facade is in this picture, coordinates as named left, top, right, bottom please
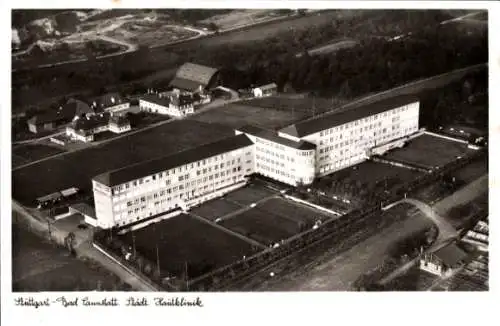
left=139, top=95, right=195, bottom=117
left=91, top=96, right=421, bottom=228
left=92, top=135, right=254, bottom=228
left=236, top=125, right=316, bottom=186
left=279, top=96, right=420, bottom=177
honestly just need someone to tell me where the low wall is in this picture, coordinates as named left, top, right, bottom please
left=424, top=130, right=469, bottom=144
left=284, top=194, right=343, bottom=217
left=93, top=242, right=162, bottom=291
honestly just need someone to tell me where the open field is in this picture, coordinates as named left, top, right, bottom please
left=241, top=96, right=346, bottom=116
left=258, top=198, right=331, bottom=225
left=200, top=10, right=293, bottom=31
left=12, top=120, right=233, bottom=206
left=12, top=222, right=128, bottom=291
left=118, top=214, right=256, bottom=279
left=223, top=183, right=277, bottom=206
left=104, top=21, right=199, bottom=47
left=298, top=38, right=359, bottom=57
left=315, top=160, right=423, bottom=204
left=199, top=10, right=366, bottom=46
left=12, top=144, right=67, bottom=169
left=329, top=160, right=421, bottom=187
left=384, top=134, right=475, bottom=169
left=220, top=208, right=303, bottom=246
left=192, top=103, right=299, bottom=130
left=12, top=39, right=127, bottom=67
left=190, top=198, right=243, bottom=221
left=454, top=158, right=488, bottom=184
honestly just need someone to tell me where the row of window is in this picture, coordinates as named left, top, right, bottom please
left=256, top=146, right=297, bottom=163
left=256, top=155, right=285, bottom=168
left=255, top=137, right=286, bottom=151
left=118, top=175, right=246, bottom=216
left=122, top=169, right=243, bottom=207
left=318, top=106, right=415, bottom=137
left=111, top=155, right=247, bottom=194
left=257, top=163, right=294, bottom=179
left=319, top=154, right=365, bottom=173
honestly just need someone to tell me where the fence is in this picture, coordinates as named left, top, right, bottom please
left=91, top=148, right=485, bottom=291
left=186, top=148, right=486, bottom=291
left=92, top=231, right=175, bottom=291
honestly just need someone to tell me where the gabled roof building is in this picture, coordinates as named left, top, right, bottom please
left=169, top=62, right=220, bottom=93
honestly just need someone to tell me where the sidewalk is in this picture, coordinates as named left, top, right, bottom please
left=12, top=200, right=159, bottom=291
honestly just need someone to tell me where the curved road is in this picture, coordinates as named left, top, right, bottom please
left=383, top=198, right=458, bottom=243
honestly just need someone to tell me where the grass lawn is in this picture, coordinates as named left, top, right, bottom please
left=190, top=198, right=243, bottom=221
left=241, top=96, right=340, bottom=116
left=12, top=223, right=128, bottom=291
left=453, top=158, right=488, bottom=184
left=192, top=103, right=301, bottom=130
left=223, top=183, right=277, bottom=206
left=220, top=208, right=301, bottom=245
left=342, top=160, right=422, bottom=186
left=384, top=134, right=475, bottom=169
left=118, top=214, right=256, bottom=279
left=258, top=198, right=330, bottom=225
left=12, top=144, right=67, bottom=169
left=316, top=160, right=422, bottom=203
left=12, top=120, right=233, bottom=206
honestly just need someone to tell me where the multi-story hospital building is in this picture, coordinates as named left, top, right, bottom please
left=93, top=95, right=420, bottom=228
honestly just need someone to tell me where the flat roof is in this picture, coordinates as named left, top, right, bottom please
left=93, top=134, right=254, bottom=187
left=257, top=83, right=278, bottom=91
left=280, top=95, right=420, bottom=138
left=70, top=203, right=96, bottom=219
left=36, top=192, right=62, bottom=203
left=237, top=124, right=316, bottom=150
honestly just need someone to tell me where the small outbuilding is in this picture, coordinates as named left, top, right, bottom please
left=253, top=83, right=278, bottom=97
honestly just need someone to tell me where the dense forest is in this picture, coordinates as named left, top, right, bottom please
left=419, top=69, right=488, bottom=130
left=190, top=23, right=487, bottom=98
left=12, top=10, right=487, bottom=114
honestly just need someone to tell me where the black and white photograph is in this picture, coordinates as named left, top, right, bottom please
left=1, top=0, right=496, bottom=324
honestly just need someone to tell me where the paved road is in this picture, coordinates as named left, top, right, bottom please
left=440, top=11, right=484, bottom=25
left=12, top=200, right=159, bottom=291
left=383, top=198, right=458, bottom=243
left=13, top=131, right=64, bottom=146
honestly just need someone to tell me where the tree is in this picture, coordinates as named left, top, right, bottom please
left=208, top=22, right=219, bottom=32
left=144, top=263, right=152, bottom=275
